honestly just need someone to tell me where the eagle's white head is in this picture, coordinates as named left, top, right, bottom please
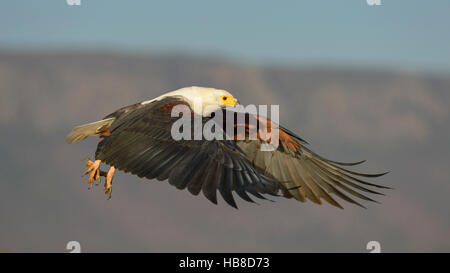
left=147, top=86, right=239, bottom=116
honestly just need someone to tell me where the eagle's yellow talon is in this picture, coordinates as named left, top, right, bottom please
left=85, top=159, right=93, bottom=167
left=104, top=166, right=115, bottom=199
left=82, top=159, right=115, bottom=197
left=84, top=159, right=101, bottom=184
left=83, top=167, right=92, bottom=176
left=95, top=169, right=100, bottom=181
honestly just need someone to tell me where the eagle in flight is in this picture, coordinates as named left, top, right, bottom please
left=66, top=86, right=389, bottom=209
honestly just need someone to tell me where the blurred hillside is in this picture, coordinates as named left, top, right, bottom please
left=0, top=52, right=449, bottom=252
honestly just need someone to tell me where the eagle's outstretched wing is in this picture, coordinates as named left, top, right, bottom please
left=237, top=129, right=389, bottom=209
left=94, top=97, right=280, bottom=208
left=94, top=96, right=389, bottom=208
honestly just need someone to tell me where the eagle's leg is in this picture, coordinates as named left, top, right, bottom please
left=84, top=159, right=103, bottom=184
left=105, top=166, right=115, bottom=198
left=84, top=159, right=115, bottom=198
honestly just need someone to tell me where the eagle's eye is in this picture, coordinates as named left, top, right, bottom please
left=222, top=96, right=228, bottom=101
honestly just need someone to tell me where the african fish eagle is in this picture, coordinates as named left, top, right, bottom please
left=66, top=86, right=389, bottom=209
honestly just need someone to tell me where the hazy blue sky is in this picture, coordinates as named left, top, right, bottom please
left=1, top=0, right=450, bottom=73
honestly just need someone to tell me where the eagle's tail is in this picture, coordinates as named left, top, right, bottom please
left=65, top=118, right=115, bottom=144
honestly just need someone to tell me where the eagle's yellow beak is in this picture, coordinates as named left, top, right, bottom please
left=222, top=95, right=238, bottom=107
